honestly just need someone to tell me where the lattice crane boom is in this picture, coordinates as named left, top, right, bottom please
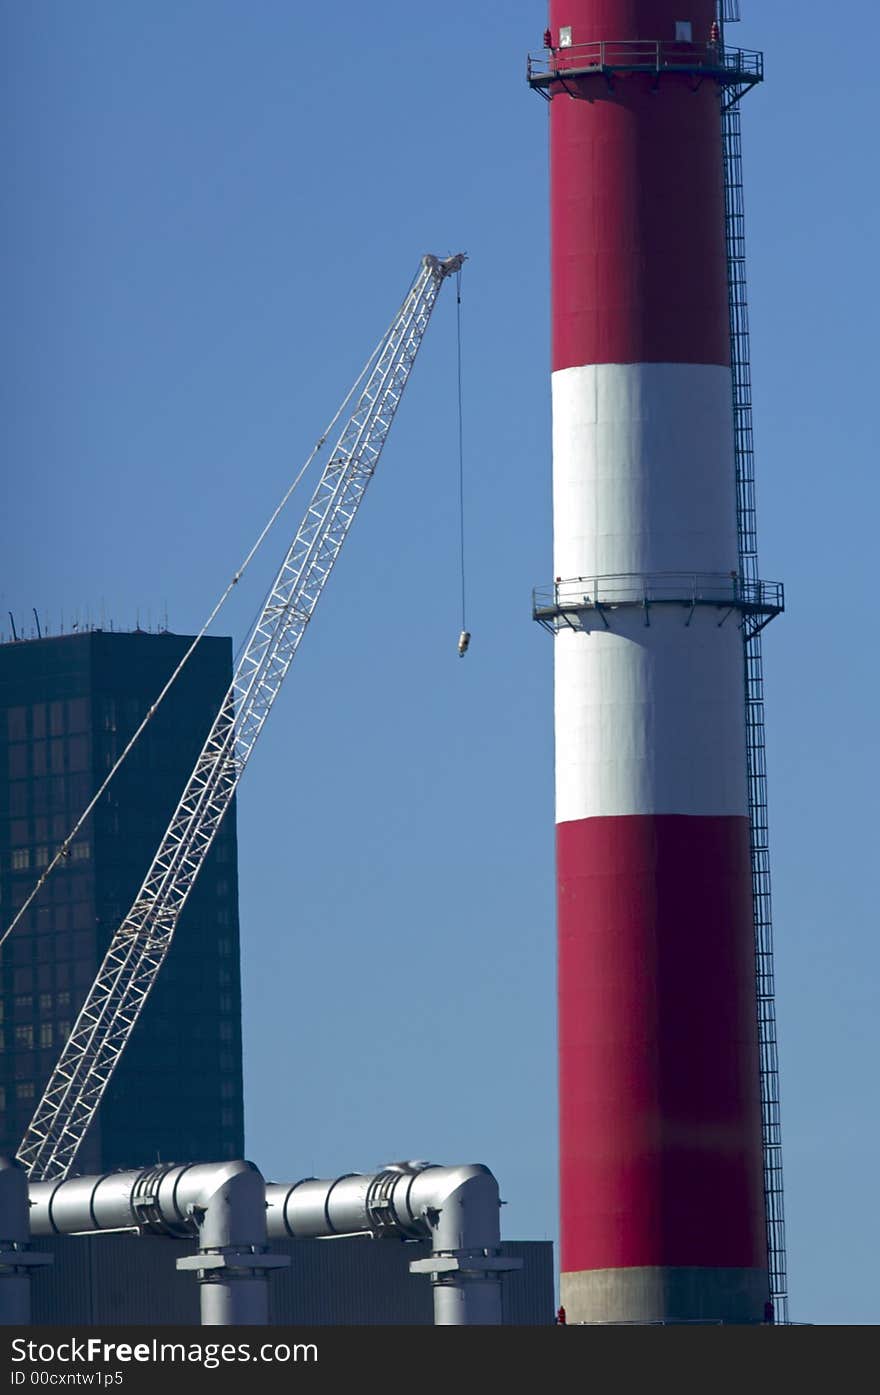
left=17, top=252, right=464, bottom=1181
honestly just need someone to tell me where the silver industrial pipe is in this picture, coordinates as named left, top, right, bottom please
left=28, top=1160, right=287, bottom=1325
left=0, top=1157, right=51, bottom=1325
left=265, top=1161, right=521, bottom=1325
left=25, top=1158, right=518, bottom=1325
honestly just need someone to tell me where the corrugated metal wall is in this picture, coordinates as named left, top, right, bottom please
left=30, top=1235, right=554, bottom=1326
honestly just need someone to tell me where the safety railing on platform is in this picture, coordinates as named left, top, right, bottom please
left=533, top=572, right=783, bottom=628
left=527, top=40, right=763, bottom=85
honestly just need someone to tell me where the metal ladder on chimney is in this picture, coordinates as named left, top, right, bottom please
left=722, top=84, right=789, bottom=1321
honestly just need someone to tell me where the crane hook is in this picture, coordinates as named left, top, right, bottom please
left=458, top=630, right=471, bottom=657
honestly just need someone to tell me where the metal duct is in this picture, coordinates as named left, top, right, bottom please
left=266, top=1161, right=520, bottom=1325
left=27, top=1158, right=519, bottom=1326
left=29, top=1160, right=287, bottom=1326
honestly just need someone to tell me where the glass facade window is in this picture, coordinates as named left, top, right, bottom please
left=67, top=698, right=89, bottom=732
left=68, top=774, right=91, bottom=808
left=1, top=631, right=244, bottom=1171
left=68, top=735, right=89, bottom=770
left=7, top=707, right=27, bottom=741
left=8, top=745, right=27, bottom=779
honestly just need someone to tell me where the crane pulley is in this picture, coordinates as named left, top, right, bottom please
left=17, top=251, right=465, bottom=1182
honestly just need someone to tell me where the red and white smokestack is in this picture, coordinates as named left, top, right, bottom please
left=541, top=2, right=769, bottom=1323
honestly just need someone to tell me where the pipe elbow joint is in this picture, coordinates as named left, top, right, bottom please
left=186, top=1160, right=268, bottom=1251
left=407, top=1164, right=503, bottom=1254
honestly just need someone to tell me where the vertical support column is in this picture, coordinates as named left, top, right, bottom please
left=407, top=1165, right=521, bottom=1325
left=545, top=0, right=769, bottom=1324
left=0, top=1157, right=52, bottom=1325
left=175, top=1162, right=288, bottom=1325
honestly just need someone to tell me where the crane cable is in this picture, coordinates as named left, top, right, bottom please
left=456, top=268, right=470, bottom=658
left=0, top=305, right=407, bottom=953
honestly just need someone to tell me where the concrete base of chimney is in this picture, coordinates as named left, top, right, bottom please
left=560, top=1266, right=770, bottom=1325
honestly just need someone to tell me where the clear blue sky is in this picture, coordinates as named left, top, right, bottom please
left=2, top=2, right=878, bottom=1325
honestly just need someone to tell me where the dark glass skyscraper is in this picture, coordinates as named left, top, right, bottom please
left=0, top=630, right=244, bottom=1174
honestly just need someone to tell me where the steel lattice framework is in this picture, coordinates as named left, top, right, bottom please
left=17, top=252, right=464, bottom=1182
